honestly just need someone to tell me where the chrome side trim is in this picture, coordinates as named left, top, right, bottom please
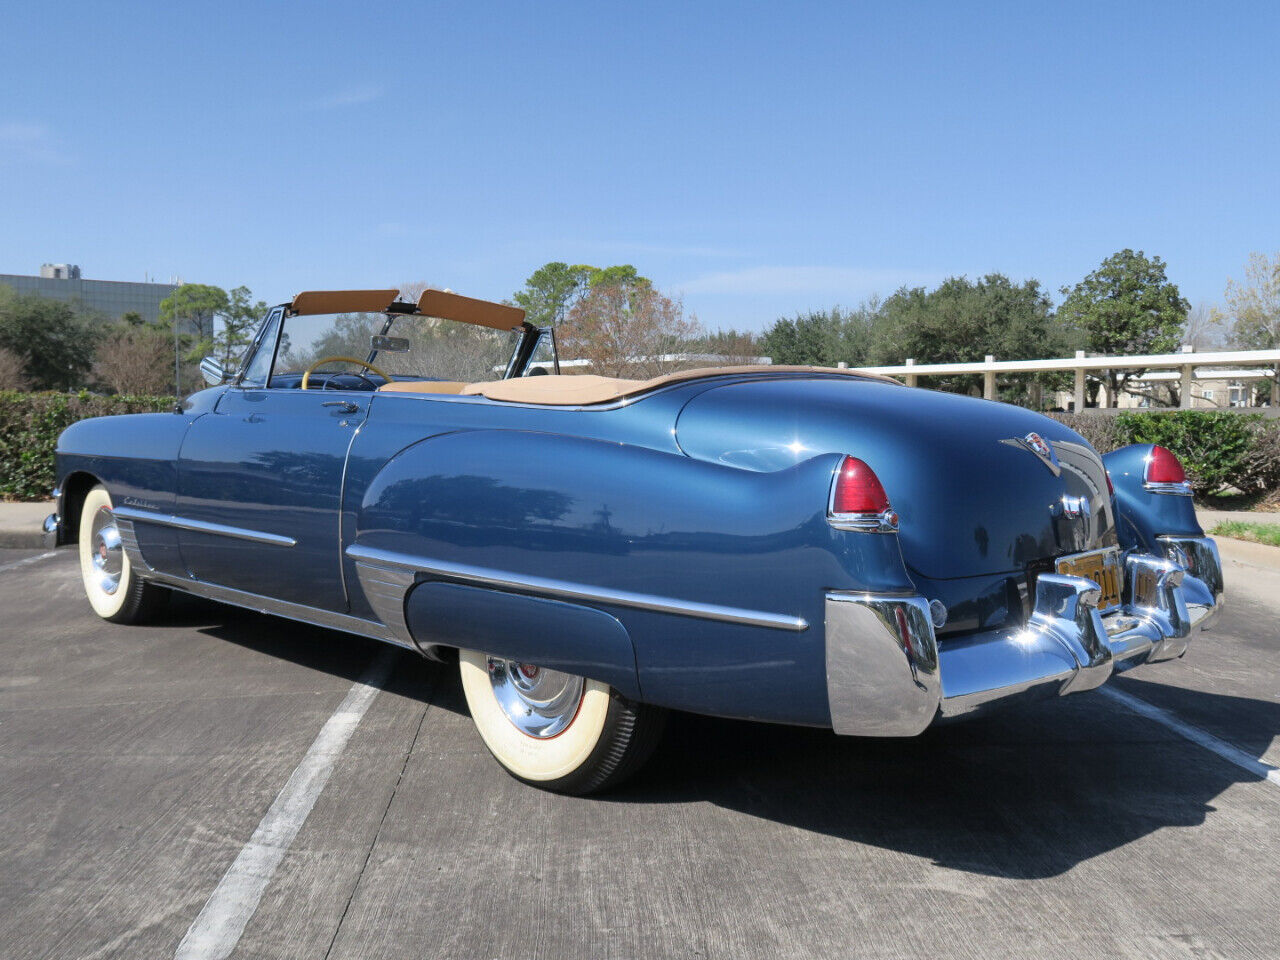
left=1143, top=480, right=1194, bottom=496
left=825, top=593, right=940, bottom=735
left=345, top=544, right=809, bottom=632
left=112, top=506, right=297, bottom=547
left=115, top=516, right=150, bottom=571
left=136, top=568, right=417, bottom=651
left=350, top=553, right=417, bottom=649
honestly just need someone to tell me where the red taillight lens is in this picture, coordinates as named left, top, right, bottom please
left=1146, top=445, right=1186, bottom=484
left=831, top=456, right=890, bottom=515
left=1105, top=470, right=1115, bottom=497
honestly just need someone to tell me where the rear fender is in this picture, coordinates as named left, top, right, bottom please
left=1103, top=444, right=1202, bottom=551
left=350, top=428, right=918, bottom=724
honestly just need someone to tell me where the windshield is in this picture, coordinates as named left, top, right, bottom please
left=273, top=311, right=522, bottom=383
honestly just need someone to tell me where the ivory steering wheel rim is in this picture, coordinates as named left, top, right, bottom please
left=300, top=355, right=392, bottom=390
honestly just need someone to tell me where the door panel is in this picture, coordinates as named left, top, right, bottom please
left=176, top=388, right=368, bottom=609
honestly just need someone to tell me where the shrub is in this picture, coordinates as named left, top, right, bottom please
left=1113, top=410, right=1264, bottom=497
left=1047, top=412, right=1121, bottom=455
left=1051, top=409, right=1280, bottom=497
left=0, top=391, right=174, bottom=501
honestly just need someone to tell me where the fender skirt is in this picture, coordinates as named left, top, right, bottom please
left=404, top=581, right=642, bottom=699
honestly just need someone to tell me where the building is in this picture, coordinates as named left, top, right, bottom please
left=0, top=263, right=179, bottom=324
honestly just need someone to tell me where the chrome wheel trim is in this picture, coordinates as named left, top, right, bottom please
left=90, top=506, right=123, bottom=595
left=486, top=657, right=585, bottom=738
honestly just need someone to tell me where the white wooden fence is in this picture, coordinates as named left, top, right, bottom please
left=856, top=347, right=1280, bottom=409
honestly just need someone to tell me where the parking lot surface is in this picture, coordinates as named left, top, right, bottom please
left=2, top=544, right=1278, bottom=960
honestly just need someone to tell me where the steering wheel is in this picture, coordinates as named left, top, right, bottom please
left=300, top=356, right=391, bottom=390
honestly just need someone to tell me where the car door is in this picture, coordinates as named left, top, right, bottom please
left=174, top=310, right=368, bottom=610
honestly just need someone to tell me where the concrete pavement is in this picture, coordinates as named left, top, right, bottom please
left=1, top=545, right=1278, bottom=959
left=0, top=499, right=52, bottom=547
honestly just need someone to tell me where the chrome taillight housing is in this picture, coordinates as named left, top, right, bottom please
left=1143, top=445, right=1193, bottom=496
left=828, top=456, right=899, bottom=532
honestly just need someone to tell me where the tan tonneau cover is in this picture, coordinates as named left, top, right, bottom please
left=378, top=365, right=897, bottom=405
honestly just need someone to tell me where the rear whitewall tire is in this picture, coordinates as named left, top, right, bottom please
left=458, top=649, right=666, bottom=795
left=78, top=485, right=167, bottom=624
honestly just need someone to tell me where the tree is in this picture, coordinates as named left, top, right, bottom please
left=867, top=275, right=1067, bottom=402
left=1223, top=252, right=1280, bottom=405
left=760, top=302, right=879, bottom=366
left=94, top=324, right=175, bottom=395
left=1058, top=250, right=1189, bottom=405
left=215, top=286, right=268, bottom=367
left=159, top=283, right=229, bottom=354
left=512, top=263, right=593, bottom=327
left=0, top=346, right=27, bottom=389
left=0, top=285, right=97, bottom=390
left=511, top=263, right=652, bottom=328
left=559, top=282, right=702, bottom=378
left=687, top=328, right=760, bottom=365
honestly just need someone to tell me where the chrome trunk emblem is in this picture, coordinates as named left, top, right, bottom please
left=1001, top=431, right=1062, bottom=476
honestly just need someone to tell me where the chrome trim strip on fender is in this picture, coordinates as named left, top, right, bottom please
left=112, top=506, right=297, bottom=547
left=345, top=544, right=809, bottom=632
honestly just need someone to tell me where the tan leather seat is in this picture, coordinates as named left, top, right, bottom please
left=377, top=380, right=469, bottom=394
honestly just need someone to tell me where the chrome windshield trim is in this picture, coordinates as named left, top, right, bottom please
left=111, top=506, right=297, bottom=547
left=345, top=544, right=809, bottom=632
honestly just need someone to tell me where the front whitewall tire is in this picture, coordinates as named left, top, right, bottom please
left=78, top=485, right=166, bottom=623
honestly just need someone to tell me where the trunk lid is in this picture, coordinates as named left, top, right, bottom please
left=674, top=376, right=1114, bottom=580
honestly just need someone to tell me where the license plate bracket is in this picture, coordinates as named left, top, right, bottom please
left=1055, top=548, right=1122, bottom=611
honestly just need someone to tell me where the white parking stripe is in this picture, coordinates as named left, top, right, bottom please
left=0, top=550, right=58, bottom=574
left=1100, top=686, right=1280, bottom=789
left=174, top=648, right=398, bottom=960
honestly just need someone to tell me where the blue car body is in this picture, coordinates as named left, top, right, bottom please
left=50, top=298, right=1224, bottom=736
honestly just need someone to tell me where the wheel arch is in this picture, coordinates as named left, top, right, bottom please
left=59, top=470, right=105, bottom=543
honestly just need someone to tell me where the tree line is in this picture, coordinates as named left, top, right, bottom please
left=0, top=283, right=267, bottom=395
left=2, top=248, right=1277, bottom=408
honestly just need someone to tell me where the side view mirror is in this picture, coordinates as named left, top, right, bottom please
left=200, top=356, right=229, bottom=386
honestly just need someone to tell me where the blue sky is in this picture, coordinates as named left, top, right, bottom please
left=2, top=1, right=1277, bottom=332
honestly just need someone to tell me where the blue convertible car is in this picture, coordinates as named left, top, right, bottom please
left=48, top=288, right=1224, bottom=793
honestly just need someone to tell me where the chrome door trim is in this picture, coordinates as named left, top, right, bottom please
left=112, top=506, right=297, bottom=547
left=345, top=544, right=809, bottom=632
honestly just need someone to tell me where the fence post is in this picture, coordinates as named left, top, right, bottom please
left=904, top=357, right=916, bottom=387
left=1180, top=344, right=1194, bottom=409
left=1074, top=350, right=1086, bottom=411
left=983, top=356, right=996, bottom=400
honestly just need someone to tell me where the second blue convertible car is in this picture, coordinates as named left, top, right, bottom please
left=48, top=288, right=1224, bottom=793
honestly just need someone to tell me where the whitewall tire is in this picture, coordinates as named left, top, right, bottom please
left=458, top=649, right=665, bottom=794
left=78, top=485, right=167, bottom=623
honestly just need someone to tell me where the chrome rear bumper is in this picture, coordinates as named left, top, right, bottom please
left=825, top=537, right=1224, bottom=736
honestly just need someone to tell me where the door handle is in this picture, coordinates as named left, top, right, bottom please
left=321, top=400, right=360, bottom=414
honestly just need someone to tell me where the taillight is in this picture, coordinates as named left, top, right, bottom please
left=1144, top=445, right=1192, bottom=495
left=829, top=456, right=898, bottom=531
left=1105, top=470, right=1115, bottom=497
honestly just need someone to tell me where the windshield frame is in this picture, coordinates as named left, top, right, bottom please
left=242, top=303, right=547, bottom=388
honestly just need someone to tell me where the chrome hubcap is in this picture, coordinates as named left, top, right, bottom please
left=486, top=657, right=584, bottom=738
left=90, top=507, right=123, bottom=595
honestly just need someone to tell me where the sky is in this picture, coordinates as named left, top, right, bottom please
left=2, top=1, right=1277, bottom=333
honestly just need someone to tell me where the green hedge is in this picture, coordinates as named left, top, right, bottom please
left=1051, top=410, right=1280, bottom=497
left=0, top=391, right=175, bottom=501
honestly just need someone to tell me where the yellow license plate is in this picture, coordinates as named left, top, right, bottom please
left=1056, top=549, right=1123, bottom=610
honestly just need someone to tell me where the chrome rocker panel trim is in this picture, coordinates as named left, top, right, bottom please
left=825, top=538, right=1225, bottom=736
left=113, top=516, right=413, bottom=650
left=346, top=543, right=809, bottom=633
